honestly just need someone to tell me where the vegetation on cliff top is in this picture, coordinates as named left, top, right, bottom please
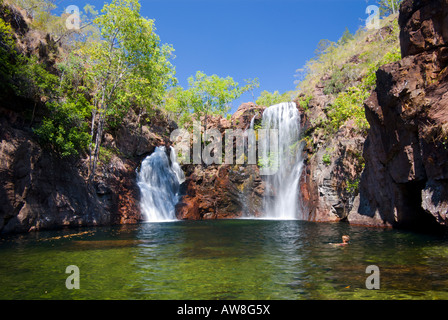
left=292, top=12, right=402, bottom=198
left=301, top=13, right=401, bottom=136
left=0, top=0, right=402, bottom=175
left=0, top=0, right=259, bottom=177
left=253, top=11, right=401, bottom=147
left=1, top=0, right=175, bottom=166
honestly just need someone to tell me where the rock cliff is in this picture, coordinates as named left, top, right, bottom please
left=298, top=91, right=366, bottom=224
left=0, top=102, right=173, bottom=233
left=349, top=0, right=448, bottom=230
left=175, top=103, right=266, bottom=220
left=0, top=3, right=174, bottom=233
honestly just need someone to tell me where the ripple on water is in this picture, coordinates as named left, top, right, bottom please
left=0, top=220, right=448, bottom=299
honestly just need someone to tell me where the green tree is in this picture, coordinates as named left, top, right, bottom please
left=256, top=90, right=282, bottom=106
left=184, top=71, right=254, bottom=131
left=244, top=77, right=260, bottom=102
left=32, top=52, right=94, bottom=157
left=377, top=0, right=402, bottom=15
left=255, top=90, right=294, bottom=107
left=33, top=99, right=91, bottom=157
left=314, top=39, right=336, bottom=57
left=164, top=85, right=191, bottom=126
left=326, top=86, right=370, bottom=134
left=8, top=0, right=60, bottom=32
left=78, top=0, right=175, bottom=181
left=337, top=27, right=354, bottom=46
left=0, top=16, right=17, bottom=92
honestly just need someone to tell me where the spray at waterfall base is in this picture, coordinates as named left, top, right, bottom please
left=138, top=102, right=304, bottom=221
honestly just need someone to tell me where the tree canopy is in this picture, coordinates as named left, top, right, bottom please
left=167, top=71, right=258, bottom=128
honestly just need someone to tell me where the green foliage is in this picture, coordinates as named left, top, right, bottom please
left=337, top=27, right=354, bottom=46
left=326, top=86, right=370, bottom=134
left=163, top=85, right=191, bottom=126
left=187, top=71, right=250, bottom=117
left=296, top=15, right=402, bottom=138
left=34, top=99, right=91, bottom=157
left=84, top=0, right=176, bottom=114
left=256, top=90, right=282, bottom=106
left=8, top=0, right=56, bottom=29
left=361, top=47, right=401, bottom=91
left=377, top=0, right=402, bottom=15
left=14, top=55, right=59, bottom=100
left=297, top=15, right=401, bottom=96
left=0, top=16, right=16, bottom=91
left=322, top=153, right=331, bottom=165
left=345, top=178, right=360, bottom=194
left=166, top=71, right=256, bottom=128
left=314, top=39, right=336, bottom=57
left=255, top=90, right=294, bottom=107
left=0, top=15, right=60, bottom=101
left=98, top=146, right=115, bottom=164
left=296, top=95, right=312, bottom=111
left=68, top=0, right=177, bottom=177
left=323, top=66, right=358, bottom=95
left=322, top=48, right=401, bottom=135
left=253, top=119, right=262, bottom=131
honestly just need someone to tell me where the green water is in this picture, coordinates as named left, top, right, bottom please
left=0, top=219, right=447, bottom=300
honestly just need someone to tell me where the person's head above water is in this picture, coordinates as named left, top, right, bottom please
left=342, top=235, right=350, bottom=244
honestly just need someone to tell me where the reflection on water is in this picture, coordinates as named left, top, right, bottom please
left=0, top=220, right=447, bottom=299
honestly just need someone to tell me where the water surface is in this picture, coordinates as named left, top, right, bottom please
left=0, top=220, right=447, bottom=299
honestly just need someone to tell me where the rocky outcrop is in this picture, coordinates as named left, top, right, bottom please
left=231, top=102, right=264, bottom=130
left=0, top=3, right=176, bottom=233
left=175, top=103, right=266, bottom=220
left=298, top=87, right=366, bottom=224
left=176, top=164, right=264, bottom=220
left=399, top=0, right=448, bottom=58
left=350, top=0, right=448, bottom=230
left=0, top=104, right=172, bottom=233
left=0, top=113, right=107, bottom=233
left=302, top=124, right=365, bottom=223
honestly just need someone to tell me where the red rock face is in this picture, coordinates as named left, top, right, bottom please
left=175, top=103, right=266, bottom=220
left=175, top=164, right=265, bottom=220
left=399, top=0, right=448, bottom=58
left=351, top=0, right=448, bottom=230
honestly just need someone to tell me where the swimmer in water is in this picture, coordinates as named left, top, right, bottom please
left=331, top=235, right=350, bottom=247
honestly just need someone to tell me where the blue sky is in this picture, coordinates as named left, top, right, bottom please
left=59, top=0, right=379, bottom=113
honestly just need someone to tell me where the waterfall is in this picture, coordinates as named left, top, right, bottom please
left=249, top=115, right=256, bottom=129
left=259, top=102, right=304, bottom=220
left=137, top=146, right=185, bottom=222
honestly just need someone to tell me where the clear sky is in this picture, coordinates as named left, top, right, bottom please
left=59, top=0, right=380, bottom=113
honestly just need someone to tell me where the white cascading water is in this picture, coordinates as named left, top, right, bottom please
left=249, top=115, right=256, bottom=129
left=259, top=102, right=303, bottom=220
left=137, top=146, right=185, bottom=222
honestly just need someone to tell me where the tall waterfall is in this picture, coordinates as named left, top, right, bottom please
left=137, top=146, right=185, bottom=222
left=259, top=102, right=303, bottom=220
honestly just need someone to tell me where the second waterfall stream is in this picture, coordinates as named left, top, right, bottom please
left=137, top=146, right=185, bottom=222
